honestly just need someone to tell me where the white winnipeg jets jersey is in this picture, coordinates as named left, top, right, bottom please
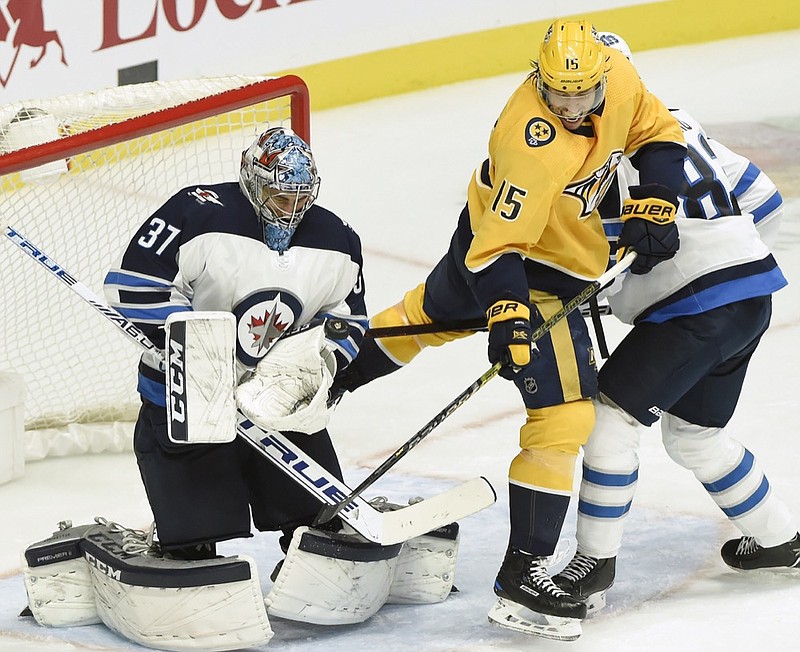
left=104, top=182, right=367, bottom=407
left=599, top=108, right=786, bottom=324
left=707, top=136, right=783, bottom=248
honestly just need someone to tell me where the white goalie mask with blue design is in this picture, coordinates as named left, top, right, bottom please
left=239, top=127, right=320, bottom=252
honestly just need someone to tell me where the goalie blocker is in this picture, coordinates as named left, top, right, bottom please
left=165, top=311, right=237, bottom=444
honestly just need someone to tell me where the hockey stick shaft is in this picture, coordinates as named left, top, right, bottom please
left=4, top=225, right=495, bottom=544
left=313, top=252, right=637, bottom=526
left=5, top=225, right=162, bottom=357
left=366, top=318, right=487, bottom=338
left=364, top=277, right=617, bottom=339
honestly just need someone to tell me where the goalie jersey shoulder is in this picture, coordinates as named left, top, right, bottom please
left=116, top=182, right=362, bottom=274
left=167, top=182, right=362, bottom=263
left=291, top=203, right=364, bottom=266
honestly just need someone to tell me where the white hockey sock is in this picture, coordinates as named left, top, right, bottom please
left=662, top=413, right=797, bottom=548
left=576, top=396, right=643, bottom=559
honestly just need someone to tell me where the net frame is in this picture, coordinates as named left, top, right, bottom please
left=0, top=75, right=309, bottom=452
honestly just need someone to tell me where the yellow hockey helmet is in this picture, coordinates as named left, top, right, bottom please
left=536, top=20, right=606, bottom=121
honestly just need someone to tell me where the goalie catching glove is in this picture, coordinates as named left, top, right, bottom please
left=618, top=183, right=680, bottom=274
left=236, top=324, right=336, bottom=434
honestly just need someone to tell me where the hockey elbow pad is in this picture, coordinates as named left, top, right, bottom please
left=618, top=183, right=680, bottom=274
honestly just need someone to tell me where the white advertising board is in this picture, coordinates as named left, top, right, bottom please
left=0, top=0, right=645, bottom=102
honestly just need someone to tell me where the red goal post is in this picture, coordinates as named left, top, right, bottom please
left=0, top=74, right=310, bottom=460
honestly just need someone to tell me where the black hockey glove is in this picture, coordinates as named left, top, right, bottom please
left=617, top=183, right=680, bottom=275
left=486, top=299, right=532, bottom=379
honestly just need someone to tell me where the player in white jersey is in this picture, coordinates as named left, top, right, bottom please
left=104, top=127, right=368, bottom=560
left=552, top=33, right=799, bottom=614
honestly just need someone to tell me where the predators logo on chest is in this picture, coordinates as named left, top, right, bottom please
left=562, top=150, right=624, bottom=219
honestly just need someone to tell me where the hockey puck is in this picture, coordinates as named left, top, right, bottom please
left=324, top=318, right=349, bottom=340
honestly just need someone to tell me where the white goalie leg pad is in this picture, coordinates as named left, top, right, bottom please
left=81, top=520, right=272, bottom=651
left=386, top=522, right=460, bottom=604
left=236, top=325, right=335, bottom=434
left=265, top=525, right=401, bottom=624
left=166, top=311, right=237, bottom=444
left=21, top=521, right=100, bottom=627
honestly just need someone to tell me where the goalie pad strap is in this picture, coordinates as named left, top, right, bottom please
left=298, top=529, right=402, bottom=561
left=82, top=528, right=253, bottom=587
left=416, top=521, right=459, bottom=541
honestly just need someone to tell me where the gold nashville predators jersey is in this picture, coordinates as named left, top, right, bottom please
left=465, top=47, right=684, bottom=282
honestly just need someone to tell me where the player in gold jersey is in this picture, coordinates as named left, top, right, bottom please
left=333, top=20, right=685, bottom=639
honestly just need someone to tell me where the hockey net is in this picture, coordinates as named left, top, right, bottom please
left=0, top=75, right=310, bottom=459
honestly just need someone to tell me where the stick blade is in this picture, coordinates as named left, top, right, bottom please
left=376, top=476, right=497, bottom=545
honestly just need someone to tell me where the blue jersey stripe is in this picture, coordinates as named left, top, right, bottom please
left=751, top=190, right=783, bottom=224
left=105, top=270, right=172, bottom=289
left=138, top=374, right=166, bottom=407
left=732, top=163, right=760, bottom=196
left=643, top=268, right=788, bottom=324
left=118, top=304, right=192, bottom=321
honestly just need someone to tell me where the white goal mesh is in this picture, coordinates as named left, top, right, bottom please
left=0, top=75, right=310, bottom=455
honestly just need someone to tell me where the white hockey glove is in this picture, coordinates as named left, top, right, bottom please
left=235, top=325, right=336, bottom=434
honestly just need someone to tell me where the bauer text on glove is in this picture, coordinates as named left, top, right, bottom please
left=487, top=300, right=532, bottom=378
left=617, top=183, right=680, bottom=274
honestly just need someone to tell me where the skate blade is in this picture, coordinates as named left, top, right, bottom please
left=585, top=589, right=607, bottom=615
left=728, top=564, right=800, bottom=576
left=487, top=598, right=582, bottom=641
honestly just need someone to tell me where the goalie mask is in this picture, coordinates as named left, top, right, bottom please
left=239, top=127, right=320, bottom=252
left=534, top=20, right=607, bottom=126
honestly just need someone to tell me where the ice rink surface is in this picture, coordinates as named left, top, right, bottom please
left=1, top=29, right=799, bottom=651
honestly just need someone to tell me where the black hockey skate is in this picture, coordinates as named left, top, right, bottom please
left=553, top=553, right=616, bottom=613
left=488, top=547, right=586, bottom=641
left=721, top=532, right=800, bottom=572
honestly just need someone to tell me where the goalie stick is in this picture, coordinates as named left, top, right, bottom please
left=4, top=224, right=495, bottom=545
left=313, top=251, right=638, bottom=526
